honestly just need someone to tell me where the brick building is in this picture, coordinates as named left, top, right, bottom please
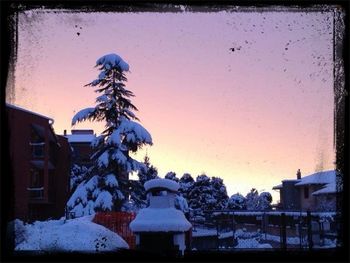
left=64, top=129, right=96, bottom=168
left=6, top=104, right=71, bottom=221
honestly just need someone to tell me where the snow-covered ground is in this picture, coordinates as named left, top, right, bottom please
left=14, top=215, right=129, bottom=252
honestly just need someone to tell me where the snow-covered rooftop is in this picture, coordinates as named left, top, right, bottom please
left=273, top=170, right=337, bottom=195
left=144, top=178, right=180, bottom=192
left=129, top=207, right=191, bottom=232
left=312, top=182, right=337, bottom=195
left=65, top=134, right=96, bottom=143
left=295, top=170, right=335, bottom=186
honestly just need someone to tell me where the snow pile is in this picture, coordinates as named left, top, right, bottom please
left=175, top=195, right=189, bottom=213
left=130, top=207, right=191, bottom=232
left=15, top=216, right=129, bottom=252
left=144, top=178, right=180, bottom=192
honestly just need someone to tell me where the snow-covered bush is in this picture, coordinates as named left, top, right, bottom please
left=257, top=192, right=272, bottom=211
left=67, top=53, right=153, bottom=214
left=245, top=189, right=272, bottom=211
left=227, top=193, right=246, bottom=210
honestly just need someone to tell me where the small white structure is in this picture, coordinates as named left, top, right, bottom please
left=129, top=178, right=192, bottom=256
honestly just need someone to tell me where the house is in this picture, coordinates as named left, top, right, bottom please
left=272, top=169, right=337, bottom=211
left=6, top=104, right=71, bottom=221
left=63, top=129, right=96, bottom=168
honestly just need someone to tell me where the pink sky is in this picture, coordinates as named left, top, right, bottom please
left=8, top=8, right=335, bottom=202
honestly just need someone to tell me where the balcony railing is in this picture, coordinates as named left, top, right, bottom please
left=27, top=187, right=44, bottom=200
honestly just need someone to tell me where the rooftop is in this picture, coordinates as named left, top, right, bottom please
left=65, top=134, right=96, bottom=143
left=6, top=103, right=53, bottom=121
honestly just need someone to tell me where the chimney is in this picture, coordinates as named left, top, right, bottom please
left=296, top=169, right=301, bottom=180
left=64, top=129, right=67, bottom=136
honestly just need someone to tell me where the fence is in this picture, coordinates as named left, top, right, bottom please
left=92, top=212, right=136, bottom=249
left=189, top=209, right=339, bottom=250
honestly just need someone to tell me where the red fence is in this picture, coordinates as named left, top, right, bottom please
left=93, top=212, right=136, bottom=249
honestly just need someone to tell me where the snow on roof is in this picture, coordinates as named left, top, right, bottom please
left=272, top=184, right=282, bottom=190
left=144, top=178, right=180, bottom=192
left=129, top=207, right=191, bottom=232
left=312, top=182, right=337, bottom=195
left=65, top=134, right=96, bottom=143
left=295, top=170, right=335, bottom=186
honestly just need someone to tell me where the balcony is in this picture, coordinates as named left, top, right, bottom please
left=27, top=187, right=44, bottom=200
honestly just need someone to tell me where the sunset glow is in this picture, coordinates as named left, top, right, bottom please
left=8, top=8, right=335, bottom=203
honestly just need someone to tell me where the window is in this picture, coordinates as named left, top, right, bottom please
left=30, top=142, right=45, bottom=158
left=30, top=126, right=45, bottom=158
left=304, top=186, right=309, bottom=199
left=28, top=169, right=44, bottom=199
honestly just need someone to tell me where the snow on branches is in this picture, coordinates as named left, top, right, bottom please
left=67, top=53, right=153, bottom=214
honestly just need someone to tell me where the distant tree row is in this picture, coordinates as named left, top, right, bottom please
left=126, top=158, right=273, bottom=213
left=68, top=156, right=273, bottom=216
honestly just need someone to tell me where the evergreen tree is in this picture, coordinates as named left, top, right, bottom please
left=179, top=173, right=195, bottom=201
left=257, top=192, right=272, bottom=211
left=227, top=193, right=246, bottom=210
left=245, top=188, right=259, bottom=210
left=165, top=171, right=179, bottom=182
left=67, top=53, right=152, bottom=215
left=210, top=176, right=229, bottom=210
left=187, top=174, right=215, bottom=214
left=245, top=189, right=273, bottom=211
left=70, top=164, right=89, bottom=192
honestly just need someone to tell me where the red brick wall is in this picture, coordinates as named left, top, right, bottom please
left=6, top=106, right=71, bottom=221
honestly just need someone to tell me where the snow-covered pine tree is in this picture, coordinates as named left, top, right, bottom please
left=227, top=193, right=246, bottom=210
left=130, top=155, right=158, bottom=210
left=179, top=173, right=195, bottom=201
left=210, top=176, right=229, bottom=210
left=67, top=53, right=152, bottom=215
left=187, top=174, right=215, bottom=214
left=245, top=188, right=260, bottom=210
left=70, top=164, right=89, bottom=192
left=164, top=171, right=179, bottom=182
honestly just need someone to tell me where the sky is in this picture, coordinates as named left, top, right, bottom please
left=7, top=6, right=336, bottom=203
